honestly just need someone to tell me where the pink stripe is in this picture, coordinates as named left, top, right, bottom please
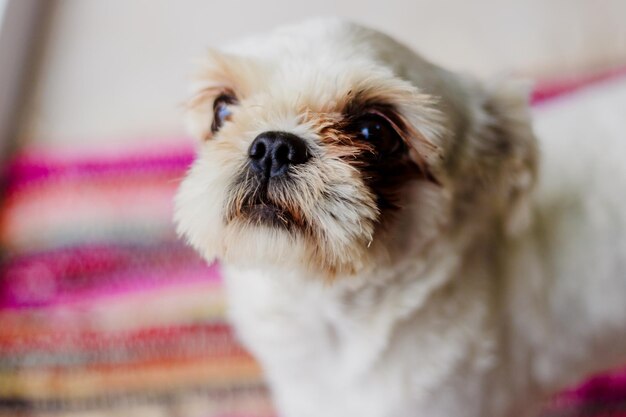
left=45, top=265, right=221, bottom=308
left=531, top=66, right=626, bottom=105
left=0, top=263, right=221, bottom=309
left=3, top=139, right=195, bottom=192
left=0, top=244, right=219, bottom=309
left=2, top=243, right=196, bottom=278
left=557, top=367, right=626, bottom=403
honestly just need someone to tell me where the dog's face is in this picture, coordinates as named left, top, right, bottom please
left=175, top=19, right=537, bottom=276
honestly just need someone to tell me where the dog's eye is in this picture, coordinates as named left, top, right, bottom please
left=211, top=94, right=237, bottom=133
left=352, top=114, right=403, bottom=155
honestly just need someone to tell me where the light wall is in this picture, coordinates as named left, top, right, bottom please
left=19, top=0, right=626, bottom=147
left=0, top=0, right=7, bottom=24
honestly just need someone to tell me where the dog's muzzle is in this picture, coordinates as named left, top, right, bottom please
left=225, top=131, right=311, bottom=230
left=248, top=131, right=309, bottom=179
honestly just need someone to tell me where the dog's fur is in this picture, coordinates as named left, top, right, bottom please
left=175, top=18, right=626, bottom=417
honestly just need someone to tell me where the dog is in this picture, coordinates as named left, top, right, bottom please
left=174, top=18, right=626, bottom=417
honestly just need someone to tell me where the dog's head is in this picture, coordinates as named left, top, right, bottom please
left=175, top=19, right=537, bottom=276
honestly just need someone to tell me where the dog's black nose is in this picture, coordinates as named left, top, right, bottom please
left=248, top=131, right=309, bottom=178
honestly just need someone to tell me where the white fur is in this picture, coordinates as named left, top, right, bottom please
left=175, top=18, right=626, bottom=417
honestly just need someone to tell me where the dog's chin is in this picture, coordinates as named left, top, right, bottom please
left=216, top=211, right=371, bottom=276
left=220, top=220, right=308, bottom=267
left=238, top=203, right=297, bottom=231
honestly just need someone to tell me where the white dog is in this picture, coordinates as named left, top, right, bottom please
left=175, top=18, right=626, bottom=417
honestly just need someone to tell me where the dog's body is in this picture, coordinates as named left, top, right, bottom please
left=175, top=19, right=626, bottom=417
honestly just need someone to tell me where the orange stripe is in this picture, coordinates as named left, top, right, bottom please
left=0, top=355, right=263, bottom=399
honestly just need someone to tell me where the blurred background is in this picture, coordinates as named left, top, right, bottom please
left=5, top=0, right=626, bottom=148
left=0, top=1, right=625, bottom=417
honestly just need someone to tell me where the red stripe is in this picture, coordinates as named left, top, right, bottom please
left=0, top=323, right=234, bottom=352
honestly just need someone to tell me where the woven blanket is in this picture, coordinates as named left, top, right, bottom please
left=1, top=69, right=626, bottom=417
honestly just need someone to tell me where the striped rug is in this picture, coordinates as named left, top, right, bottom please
left=1, top=69, right=626, bottom=417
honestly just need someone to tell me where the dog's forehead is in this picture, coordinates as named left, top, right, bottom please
left=215, top=19, right=401, bottom=95
left=198, top=19, right=431, bottom=117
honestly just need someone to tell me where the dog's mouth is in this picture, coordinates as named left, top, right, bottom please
left=240, top=202, right=296, bottom=229
left=225, top=175, right=305, bottom=232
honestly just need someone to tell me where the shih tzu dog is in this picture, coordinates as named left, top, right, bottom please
left=175, top=18, right=626, bottom=417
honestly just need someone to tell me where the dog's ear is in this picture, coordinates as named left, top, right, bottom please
left=485, top=80, right=538, bottom=234
left=454, top=79, right=538, bottom=236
